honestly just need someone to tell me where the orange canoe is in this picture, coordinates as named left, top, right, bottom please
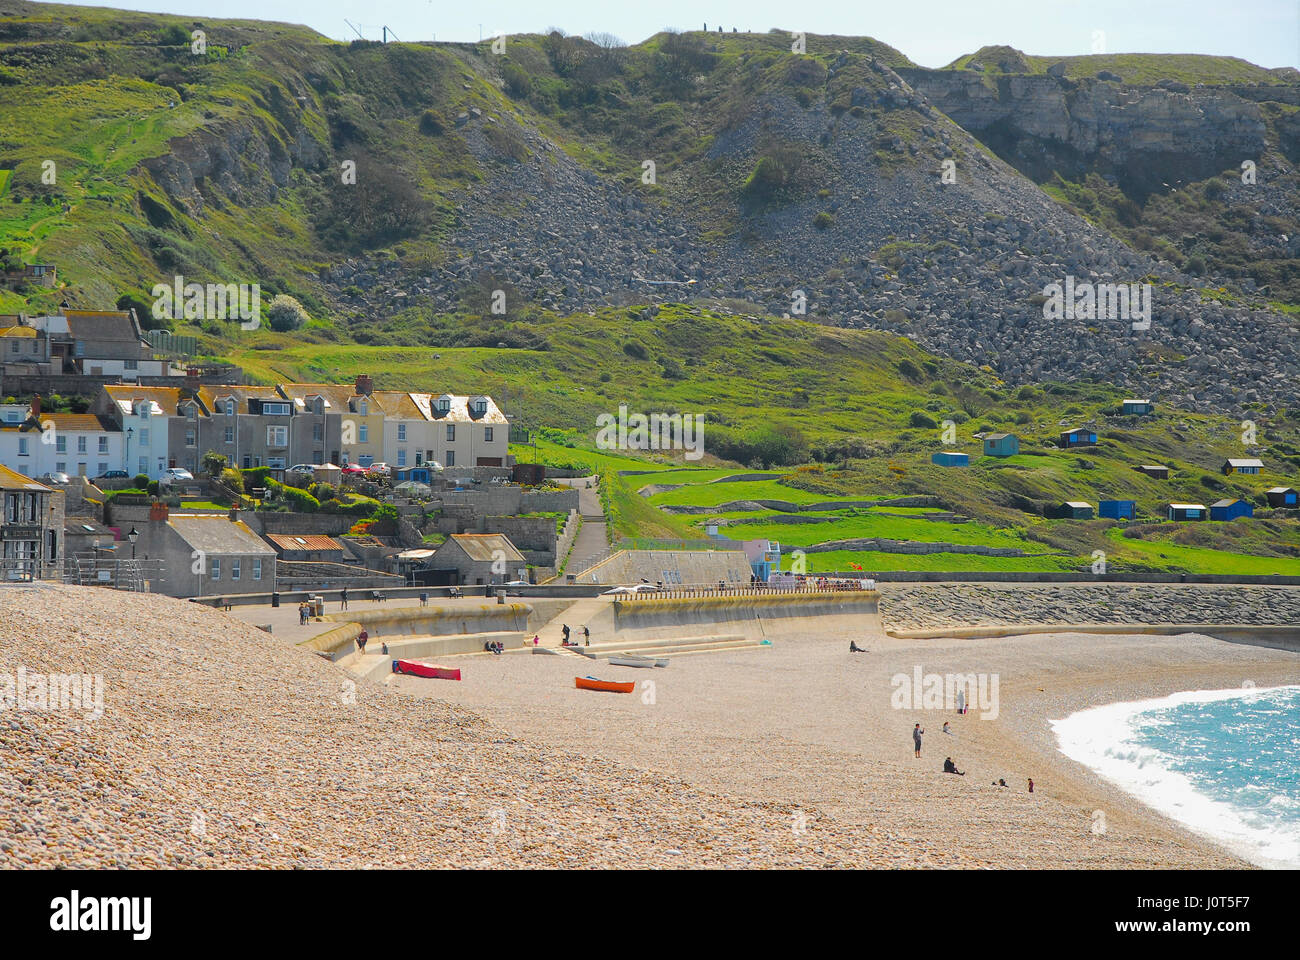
left=575, top=676, right=635, bottom=694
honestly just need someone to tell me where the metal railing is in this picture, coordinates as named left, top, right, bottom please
left=63, top=556, right=161, bottom=591
left=621, top=580, right=877, bottom=601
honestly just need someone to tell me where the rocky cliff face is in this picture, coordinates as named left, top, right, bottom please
left=317, top=53, right=1298, bottom=416
left=899, top=69, right=1281, bottom=197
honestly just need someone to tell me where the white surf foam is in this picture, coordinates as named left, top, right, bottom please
left=1052, top=685, right=1300, bottom=869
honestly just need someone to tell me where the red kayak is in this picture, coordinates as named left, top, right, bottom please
left=392, top=659, right=461, bottom=680
left=575, top=676, right=635, bottom=694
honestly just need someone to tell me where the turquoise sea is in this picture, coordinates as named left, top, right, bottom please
left=1053, top=684, right=1300, bottom=868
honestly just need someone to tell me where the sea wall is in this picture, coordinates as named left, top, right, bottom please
left=611, top=591, right=880, bottom=641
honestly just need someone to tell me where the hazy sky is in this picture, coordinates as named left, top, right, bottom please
left=44, top=0, right=1300, bottom=68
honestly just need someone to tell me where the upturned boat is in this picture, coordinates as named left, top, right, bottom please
left=392, top=659, right=461, bottom=680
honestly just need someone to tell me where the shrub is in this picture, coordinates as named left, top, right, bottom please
left=813, top=211, right=834, bottom=230
left=909, top=411, right=938, bottom=429
left=309, top=482, right=338, bottom=502
left=418, top=110, right=445, bottom=135
left=741, top=142, right=805, bottom=203
left=897, top=358, right=923, bottom=381
left=281, top=486, right=320, bottom=512
left=267, top=294, right=309, bottom=332
left=622, top=341, right=649, bottom=360
left=501, top=63, right=531, bottom=98
left=132, top=473, right=150, bottom=489
left=242, top=466, right=271, bottom=489
left=219, top=468, right=244, bottom=494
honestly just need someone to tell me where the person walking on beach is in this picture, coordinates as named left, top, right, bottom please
left=562, top=624, right=570, bottom=644
left=1027, top=778, right=1034, bottom=793
left=582, top=625, right=590, bottom=644
left=298, top=601, right=309, bottom=625
left=357, top=628, right=368, bottom=654
left=340, top=588, right=349, bottom=612
left=955, top=687, right=966, bottom=715
left=913, top=723, right=925, bottom=758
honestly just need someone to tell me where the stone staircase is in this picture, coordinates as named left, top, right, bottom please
left=553, top=633, right=769, bottom=660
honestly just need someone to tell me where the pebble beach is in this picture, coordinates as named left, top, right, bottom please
left=3, top=582, right=1296, bottom=868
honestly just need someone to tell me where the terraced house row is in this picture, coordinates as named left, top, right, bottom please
left=1, top=374, right=509, bottom=479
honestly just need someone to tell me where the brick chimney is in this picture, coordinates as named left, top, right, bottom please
left=355, top=374, right=373, bottom=396
left=149, top=501, right=170, bottom=523
left=184, top=368, right=201, bottom=395
left=29, top=395, right=40, bottom=418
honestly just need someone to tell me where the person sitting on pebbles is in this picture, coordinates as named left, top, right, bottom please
left=943, top=757, right=965, bottom=776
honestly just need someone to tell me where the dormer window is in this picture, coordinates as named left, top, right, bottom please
left=436, top=395, right=452, bottom=415
left=359, top=401, right=368, bottom=417
left=314, top=398, right=324, bottom=415
left=472, top=398, right=488, bottom=416
left=225, top=400, right=235, bottom=416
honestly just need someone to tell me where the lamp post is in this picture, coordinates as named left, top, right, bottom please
left=127, top=526, right=138, bottom=560
left=125, top=426, right=134, bottom=475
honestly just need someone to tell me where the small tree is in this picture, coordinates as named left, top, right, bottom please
left=266, top=294, right=309, bottom=332
left=201, top=450, right=227, bottom=478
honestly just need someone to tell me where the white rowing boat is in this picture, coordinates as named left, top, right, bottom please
left=609, top=655, right=669, bottom=668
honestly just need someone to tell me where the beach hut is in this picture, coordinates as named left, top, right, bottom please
left=931, top=451, right=969, bottom=467
left=1136, top=464, right=1170, bottom=480
left=982, top=433, right=1019, bottom=457
left=1121, top=399, right=1154, bottom=416
left=1266, top=486, right=1298, bottom=508
left=1059, top=427, right=1097, bottom=448
left=394, top=466, right=433, bottom=485
left=1098, top=499, right=1136, bottom=520
left=1210, top=498, right=1253, bottom=521
left=311, top=463, right=343, bottom=486
left=1060, top=501, right=1094, bottom=519
left=1222, top=458, right=1263, bottom=476
left=1167, top=503, right=1207, bottom=521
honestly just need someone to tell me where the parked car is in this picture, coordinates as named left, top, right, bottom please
left=287, top=464, right=320, bottom=475
left=160, top=467, right=194, bottom=485
left=366, top=462, right=391, bottom=477
left=39, top=472, right=71, bottom=485
left=93, top=469, right=129, bottom=482
left=341, top=464, right=367, bottom=476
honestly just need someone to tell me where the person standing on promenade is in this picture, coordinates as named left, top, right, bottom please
left=582, top=625, right=590, bottom=644
left=340, top=588, right=348, bottom=611
left=913, top=723, right=925, bottom=758
left=357, top=628, right=368, bottom=654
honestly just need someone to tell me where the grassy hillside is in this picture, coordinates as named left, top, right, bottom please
left=943, top=47, right=1284, bottom=84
